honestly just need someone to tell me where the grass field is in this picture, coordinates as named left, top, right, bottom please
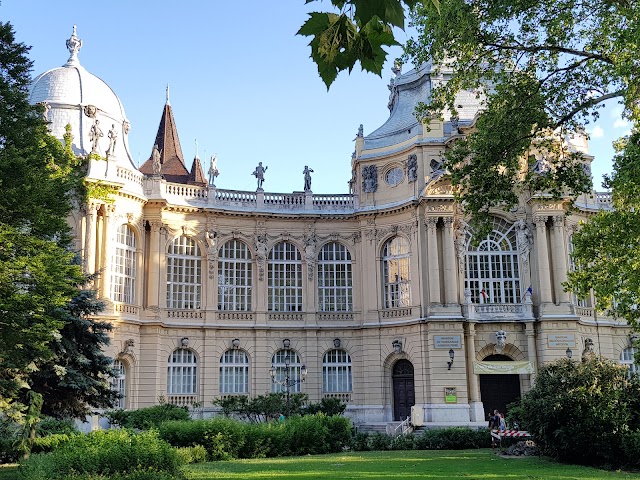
left=2, top=449, right=640, bottom=480
left=186, top=449, right=640, bottom=480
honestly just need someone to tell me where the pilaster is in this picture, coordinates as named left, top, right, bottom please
left=425, top=217, right=441, bottom=305
left=533, top=215, right=552, bottom=304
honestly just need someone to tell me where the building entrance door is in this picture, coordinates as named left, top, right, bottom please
left=392, top=360, right=415, bottom=421
left=479, top=354, right=521, bottom=421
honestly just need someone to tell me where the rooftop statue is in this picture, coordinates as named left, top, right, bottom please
left=252, top=162, right=268, bottom=190
left=303, top=165, right=314, bottom=192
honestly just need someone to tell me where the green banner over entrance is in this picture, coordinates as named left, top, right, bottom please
left=473, top=361, right=534, bottom=374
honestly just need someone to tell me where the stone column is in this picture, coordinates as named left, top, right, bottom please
left=533, top=215, right=552, bottom=304
left=465, top=322, right=484, bottom=421
left=442, top=217, right=458, bottom=305
left=552, top=215, right=570, bottom=303
left=525, top=322, right=538, bottom=384
left=466, top=323, right=479, bottom=402
left=425, top=217, right=441, bottom=304
left=84, top=203, right=99, bottom=275
left=147, top=222, right=161, bottom=309
left=99, top=205, right=114, bottom=300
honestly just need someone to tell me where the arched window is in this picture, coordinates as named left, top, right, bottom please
left=382, top=236, right=411, bottom=308
left=167, top=348, right=197, bottom=395
left=268, top=241, right=302, bottom=311
left=112, top=360, right=126, bottom=409
left=218, top=240, right=252, bottom=311
left=323, top=349, right=352, bottom=393
left=621, top=347, right=639, bottom=379
left=568, top=235, right=591, bottom=308
left=111, top=224, right=136, bottom=304
left=318, top=242, right=353, bottom=312
left=271, top=349, right=303, bottom=393
left=219, top=349, right=249, bottom=394
left=167, top=236, right=202, bottom=309
left=465, top=218, right=520, bottom=304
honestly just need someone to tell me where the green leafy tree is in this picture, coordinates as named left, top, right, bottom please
left=298, top=0, right=426, bottom=88
left=213, top=393, right=309, bottom=423
left=566, top=131, right=640, bottom=327
left=513, top=356, right=640, bottom=467
left=0, top=22, right=117, bottom=437
left=300, top=1, right=638, bottom=231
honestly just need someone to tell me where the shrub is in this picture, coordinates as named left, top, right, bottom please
left=36, top=417, right=78, bottom=436
left=30, top=433, right=74, bottom=454
left=305, top=397, right=347, bottom=416
left=19, top=429, right=185, bottom=480
left=350, top=432, right=371, bottom=451
left=514, top=356, right=640, bottom=467
left=213, top=393, right=308, bottom=423
left=174, top=444, right=207, bottom=464
left=106, top=404, right=190, bottom=430
left=159, top=414, right=352, bottom=459
left=367, top=433, right=392, bottom=451
left=415, top=427, right=488, bottom=450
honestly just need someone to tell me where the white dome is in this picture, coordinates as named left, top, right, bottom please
left=28, top=26, right=141, bottom=191
left=30, top=63, right=127, bottom=121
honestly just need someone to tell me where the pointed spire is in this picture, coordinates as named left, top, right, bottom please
left=166, top=84, right=170, bottom=105
left=194, top=139, right=199, bottom=159
left=65, top=25, right=82, bottom=66
left=139, top=100, right=189, bottom=183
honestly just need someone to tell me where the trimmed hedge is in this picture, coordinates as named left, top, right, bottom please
left=158, top=414, right=352, bottom=459
left=19, top=429, right=185, bottom=480
left=106, top=404, right=191, bottom=430
left=351, top=427, right=490, bottom=451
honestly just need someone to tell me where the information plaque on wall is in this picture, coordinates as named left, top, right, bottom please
left=548, top=334, right=576, bottom=348
left=434, top=335, right=462, bottom=349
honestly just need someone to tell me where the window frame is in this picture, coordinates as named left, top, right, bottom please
left=167, top=348, right=198, bottom=395
left=218, top=239, right=253, bottom=311
left=219, top=349, right=249, bottom=394
left=317, top=242, right=353, bottom=312
left=110, top=224, right=137, bottom=304
left=268, top=241, right=303, bottom=312
left=166, top=235, right=202, bottom=309
left=382, top=236, right=411, bottom=308
left=322, top=349, right=352, bottom=393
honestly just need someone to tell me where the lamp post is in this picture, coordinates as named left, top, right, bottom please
left=270, top=354, right=307, bottom=416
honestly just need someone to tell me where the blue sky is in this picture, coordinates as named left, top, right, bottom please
left=4, top=1, right=626, bottom=194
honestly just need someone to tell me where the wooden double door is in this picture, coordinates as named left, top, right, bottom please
left=392, top=360, right=415, bottom=421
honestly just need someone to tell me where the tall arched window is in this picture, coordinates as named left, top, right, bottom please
left=268, top=241, right=302, bottom=311
left=621, top=347, right=639, bottom=379
left=568, top=235, right=591, bottom=308
left=382, top=236, right=411, bottom=308
left=112, top=360, right=126, bottom=409
left=323, top=349, right=352, bottom=393
left=167, top=348, right=197, bottom=395
left=219, top=349, right=249, bottom=394
left=318, top=242, right=353, bottom=312
left=218, top=240, right=252, bottom=311
left=465, top=218, right=520, bottom=304
left=167, top=236, right=202, bottom=309
left=271, top=349, right=303, bottom=393
left=111, top=224, right=136, bottom=304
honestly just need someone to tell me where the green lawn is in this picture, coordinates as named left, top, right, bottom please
left=186, top=450, right=640, bottom=480
left=2, top=449, right=640, bottom=480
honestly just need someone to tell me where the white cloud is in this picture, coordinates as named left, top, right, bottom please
left=589, top=125, right=605, bottom=138
left=614, top=118, right=630, bottom=129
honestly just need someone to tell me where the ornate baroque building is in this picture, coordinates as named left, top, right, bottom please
left=28, top=28, right=634, bottom=427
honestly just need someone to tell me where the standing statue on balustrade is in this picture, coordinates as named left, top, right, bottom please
left=252, top=162, right=268, bottom=190
left=303, top=165, right=314, bottom=191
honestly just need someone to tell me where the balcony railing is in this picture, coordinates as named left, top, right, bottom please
left=167, top=394, right=199, bottom=407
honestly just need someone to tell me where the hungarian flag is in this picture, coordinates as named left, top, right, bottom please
left=480, top=289, right=487, bottom=302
